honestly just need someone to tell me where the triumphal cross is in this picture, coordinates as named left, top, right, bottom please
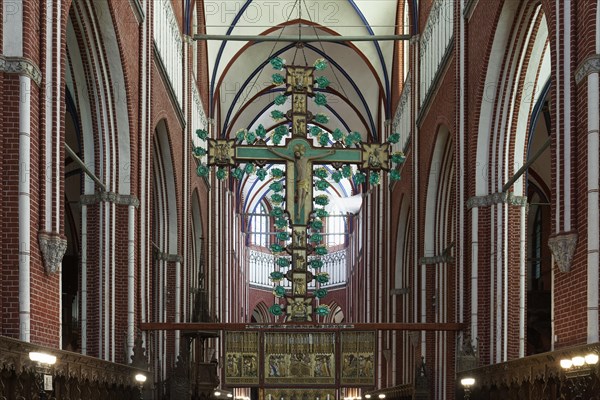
left=206, top=65, right=390, bottom=321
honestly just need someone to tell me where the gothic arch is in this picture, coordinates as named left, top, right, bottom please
left=66, top=0, right=132, bottom=195
left=323, top=302, right=344, bottom=324
left=474, top=0, right=550, bottom=363
left=423, top=125, right=455, bottom=399
left=394, top=195, right=413, bottom=385
left=63, top=0, right=133, bottom=360
left=153, top=119, right=179, bottom=256
left=476, top=1, right=549, bottom=195
left=190, top=189, right=205, bottom=317
left=151, top=119, right=180, bottom=382
left=252, top=302, right=271, bottom=323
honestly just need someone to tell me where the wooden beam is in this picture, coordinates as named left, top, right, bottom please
left=140, top=322, right=464, bottom=331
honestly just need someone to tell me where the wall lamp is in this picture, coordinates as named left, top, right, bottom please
left=29, top=352, right=57, bottom=365
left=134, top=373, right=147, bottom=400
left=29, top=352, right=57, bottom=399
left=460, top=377, right=475, bottom=400
left=560, top=353, right=599, bottom=378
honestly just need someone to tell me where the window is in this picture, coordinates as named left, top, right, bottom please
left=251, top=203, right=270, bottom=248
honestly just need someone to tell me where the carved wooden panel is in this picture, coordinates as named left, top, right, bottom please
left=264, top=332, right=335, bottom=386
left=224, top=331, right=260, bottom=386
left=340, top=331, right=376, bottom=386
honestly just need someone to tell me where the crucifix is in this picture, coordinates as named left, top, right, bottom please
left=206, top=65, right=390, bottom=321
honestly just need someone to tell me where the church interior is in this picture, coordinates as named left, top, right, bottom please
left=1, top=0, right=600, bottom=399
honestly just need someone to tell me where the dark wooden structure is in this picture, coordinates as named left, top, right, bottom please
left=0, top=335, right=147, bottom=400
left=456, top=342, right=600, bottom=400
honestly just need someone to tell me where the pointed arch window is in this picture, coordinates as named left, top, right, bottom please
left=251, top=203, right=270, bottom=248
left=531, top=206, right=542, bottom=286
left=325, top=212, right=347, bottom=247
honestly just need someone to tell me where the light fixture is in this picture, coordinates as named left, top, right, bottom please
left=365, top=395, right=371, bottom=399
left=214, top=391, right=222, bottom=397
left=29, top=352, right=57, bottom=399
left=561, top=353, right=599, bottom=369
left=460, top=377, right=475, bottom=387
left=585, top=353, right=599, bottom=365
left=227, top=394, right=233, bottom=398
left=560, top=359, right=573, bottom=369
left=29, top=351, right=57, bottom=365
left=378, top=395, right=386, bottom=399
left=572, top=356, right=585, bottom=367
left=461, top=377, right=475, bottom=400
left=134, top=373, right=147, bottom=400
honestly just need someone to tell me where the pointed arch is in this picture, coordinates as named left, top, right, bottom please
left=394, top=195, right=413, bottom=385
left=153, top=120, right=179, bottom=255
left=423, top=124, right=454, bottom=399
left=190, top=188, right=205, bottom=291
left=66, top=0, right=132, bottom=195
left=151, top=119, right=180, bottom=381
left=476, top=2, right=550, bottom=196
left=252, top=302, right=271, bottom=323
left=323, top=302, right=344, bottom=324
left=63, top=0, right=133, bottom=360
left=474, top=1, right=550, bottom=363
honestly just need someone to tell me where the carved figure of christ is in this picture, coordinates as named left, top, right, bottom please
left=268, top=144, right=335, bottom=223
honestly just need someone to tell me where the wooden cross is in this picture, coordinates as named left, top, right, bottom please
left=207, top=65, right=390, bottom=321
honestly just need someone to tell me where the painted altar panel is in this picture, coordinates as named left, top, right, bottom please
left=224, top=331, right=260, bottom=386
left=340, top=331, right=376, bottom=386
left=264, top=332, right=335, bottom=385
left=264, top=388, right=336, bottom=400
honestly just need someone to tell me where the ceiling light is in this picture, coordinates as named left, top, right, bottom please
left=135, top=373, right=147, bottom=383
left=214, top=391, right=221, bottom=397
left=365, top=395, right=371, bottom=399
left=378, top=395, right=386, bottom=399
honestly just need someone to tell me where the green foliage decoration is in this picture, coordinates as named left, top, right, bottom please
left=196, top=129, right=208, bottom=140
left=315, top=76, right=330, bottom=88
left=314, top=58, right=328, bottom=71
left=216, top=167, right=227, bottom=180
left=314, top=93, right=327, bottom=106
left=196, top=164, right=209, bottom=177
left=269, top=304, right=284, bottom=316
left=273, top=286, right=286, bottom=297
left=270, top=57, right=285, bottom=70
